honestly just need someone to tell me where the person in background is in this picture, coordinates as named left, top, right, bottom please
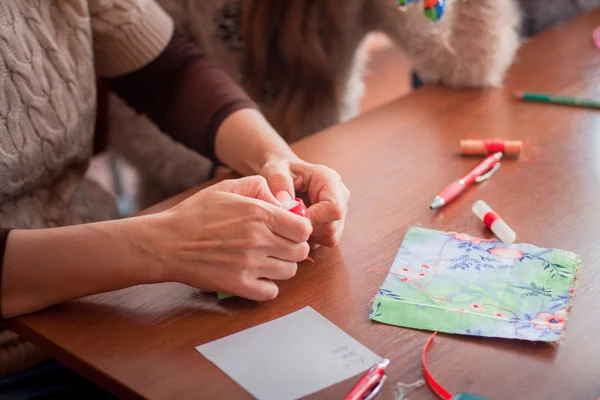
left=0, top=0, right=349, bottom=397
left=520, top=0, right=600, bottom=36
left=106, top=0, right=523, bottom=208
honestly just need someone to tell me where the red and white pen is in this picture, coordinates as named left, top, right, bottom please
left=430, top=152, right=503, bottom=209
left=343, top=358, right=389, bottom=400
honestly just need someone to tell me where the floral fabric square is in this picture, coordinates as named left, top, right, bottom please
left=370, top=227, right=580, bottom=342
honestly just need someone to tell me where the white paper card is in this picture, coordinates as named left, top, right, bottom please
left=196, top=306, right=380, bottom=400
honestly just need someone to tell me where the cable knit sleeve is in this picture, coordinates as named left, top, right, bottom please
left=89, top=0, right=174, bottom=77
left=90, top=0, right=257, bottom=163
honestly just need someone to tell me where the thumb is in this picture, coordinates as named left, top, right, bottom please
left=306, top=200, right=344, bottom=226
left=263, top=162, right=295, bottom=201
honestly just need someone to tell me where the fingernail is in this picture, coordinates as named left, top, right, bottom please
left=276, top=191, right=292, bottom=203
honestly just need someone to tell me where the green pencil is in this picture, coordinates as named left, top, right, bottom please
left=514, top=91, right=600, bottom=109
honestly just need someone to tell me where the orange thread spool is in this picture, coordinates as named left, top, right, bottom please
left=459, top=139, right=522, bottom=157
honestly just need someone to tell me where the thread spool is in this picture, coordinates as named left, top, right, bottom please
left=281, top=198, right=313, bottom=262
left=460, top=139, right=522, bottom=157
left=280, top=198, right=307, bottom=217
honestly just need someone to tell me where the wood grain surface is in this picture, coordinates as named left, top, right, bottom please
left=7, top=10, right=600, bottom=400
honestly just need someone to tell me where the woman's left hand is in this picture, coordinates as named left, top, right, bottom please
left=261, top=158, right=350, bottom=248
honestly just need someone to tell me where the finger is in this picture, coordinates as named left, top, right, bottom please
left=309, top=219, right=345, bottom=248
left=257, top=258, right=299, bottom=281
left=276, top=190, right=292, bottom=204
left=310, top=222, right=338, bottom=238
left=267, top=208, right=313, bottom=243
left=238, top=278, right=279, bottom=301
left=225, top=176, right=280, bottom=206
left=268, top=171, right=295, bottom=199
left=305, top=177, right=349, bottom=226
left=263, top=160, right=296, bottom=199
left=309, top=243, right=321, bottom=250
left=266, top=236, right=310, bottom=262
left=306, top=199, right=346, bottom=226
left=309, top=234, right=340, bottom=248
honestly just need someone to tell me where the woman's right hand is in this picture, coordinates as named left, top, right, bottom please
left=150, top=176, right=313, bottom=300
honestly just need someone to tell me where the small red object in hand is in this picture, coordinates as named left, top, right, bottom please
left=280, top=198, right=313, bottom=262
left=286, top=198, right=307, bottom=217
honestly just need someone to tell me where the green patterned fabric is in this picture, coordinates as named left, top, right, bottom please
left=370, top=227, right=580, bottom=342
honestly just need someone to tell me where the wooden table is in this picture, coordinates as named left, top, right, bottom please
left=7, top=10, right=600, bottom=400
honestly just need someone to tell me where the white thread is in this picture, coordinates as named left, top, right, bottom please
left=395, top=379, right=426, bottom=400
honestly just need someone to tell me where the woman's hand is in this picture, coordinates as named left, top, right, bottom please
left=261, top=158, right=350, bottom=248
left=213, top=108, right=349, bottom=247
left=153, top=176, right=312, bottom=300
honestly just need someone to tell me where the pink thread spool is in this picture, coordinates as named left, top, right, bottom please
left=472, top=200, right=516, bottom=244
left=280, top=198, right=307, bottom=217
left=280, top=198, right=314, bottom=262
left=460, top=139, right=522, bottom=157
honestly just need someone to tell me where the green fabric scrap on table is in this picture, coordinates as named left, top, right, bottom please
left=370, top=227, right=580, bottom=342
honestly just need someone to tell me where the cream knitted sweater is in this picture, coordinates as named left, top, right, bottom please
left=0, top=0, right=175, bottom=377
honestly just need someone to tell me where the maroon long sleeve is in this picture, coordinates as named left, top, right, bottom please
left=105, top=29, right=258, bottom=164
left=0, top=229, right=11, bottom=318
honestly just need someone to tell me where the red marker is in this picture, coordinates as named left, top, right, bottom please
left=430, top=152, right=503, bottom=209
left=343, top=358, right=389, bottom=400
left=281, top=198, right=314, bottom=262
